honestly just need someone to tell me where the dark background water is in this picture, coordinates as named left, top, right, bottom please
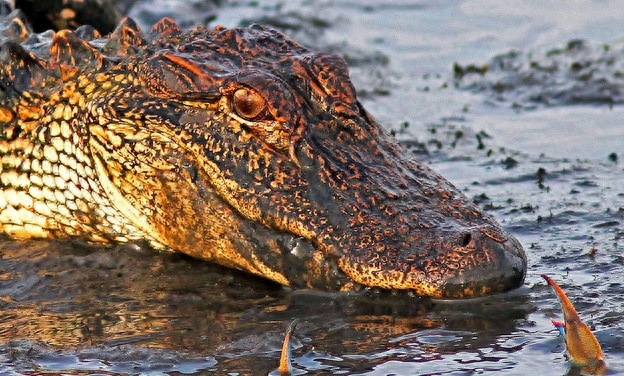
left=1, top=0, right=624, bottom=374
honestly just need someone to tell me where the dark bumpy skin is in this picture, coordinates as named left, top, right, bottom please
left=0, top=7, right=526, bottom=298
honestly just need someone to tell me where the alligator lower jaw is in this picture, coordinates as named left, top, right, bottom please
left=283, top=239, right=526, bottom=298
left=328, top=226, right=526, bottom=299
left=336, top=275, right=526, bottom=300
left=331, top=264, right=525, bottom=299
left=338, top=281, right=428, bottom=299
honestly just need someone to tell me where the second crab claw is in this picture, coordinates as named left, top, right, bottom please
left=278, top=319, right=299, bottom=375
left=541, top=274, right=606, bottom=374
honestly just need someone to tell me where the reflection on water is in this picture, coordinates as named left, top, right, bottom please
left=0, top=240, right=284, bottom=349
left=2, top=0, right=624, bottom=374
left=0, top=239, right=536, bottom=374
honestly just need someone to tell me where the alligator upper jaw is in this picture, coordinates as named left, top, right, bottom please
left=332, top=226, right=527, bottom=299
left=437, top=236, right=527, bottom=298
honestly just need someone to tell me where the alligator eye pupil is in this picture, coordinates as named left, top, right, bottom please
left=233, top=88, right=266, bottom=119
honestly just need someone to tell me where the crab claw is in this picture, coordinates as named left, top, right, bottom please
left=541, top=274, right=605, bottom=371
left=278, top=319, right=299, bottom=375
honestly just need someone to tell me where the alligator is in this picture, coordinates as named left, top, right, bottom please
left=0, top=6, right=527, bottom=298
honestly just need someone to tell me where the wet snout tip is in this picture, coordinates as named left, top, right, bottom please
left=442, top=232, right=527, bottom=298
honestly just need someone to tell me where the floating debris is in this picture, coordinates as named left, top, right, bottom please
left=454, top=40, right=624, bottom=108
left=541, top=274, right=606, bottom=374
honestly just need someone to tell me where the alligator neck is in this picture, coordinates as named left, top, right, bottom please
left=0, top=69, right=160, bottom=246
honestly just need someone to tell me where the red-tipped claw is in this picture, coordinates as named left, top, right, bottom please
left=550, top=318, right=565, bottom=337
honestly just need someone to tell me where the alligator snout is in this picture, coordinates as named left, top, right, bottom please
left=439, top=227, right=526, bottom=298
left=334, top=221, right=527, bottom=298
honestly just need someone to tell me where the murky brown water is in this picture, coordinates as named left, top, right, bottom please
left=2, top=0, right=624, bottom=375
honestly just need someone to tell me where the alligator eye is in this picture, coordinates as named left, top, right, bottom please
left=232, top=88, right=266, bottom=119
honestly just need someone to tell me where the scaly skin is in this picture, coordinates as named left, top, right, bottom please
left=0, top=8, right=526, bottom=298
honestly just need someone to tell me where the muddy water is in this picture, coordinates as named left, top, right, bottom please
left=2, top=0, right=624, bottom=375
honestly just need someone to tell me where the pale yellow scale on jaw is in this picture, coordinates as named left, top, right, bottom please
left=42, top=146, right=58, bottom=163
left=49, top=121, right=61, bottom=136
left=41, top=174, right=55, bottom=188
left=28, top=186, right=43, bottom=201
left=41, top=159, right=53, bottom=174
left=52, top=105, right=64, bottom=120
left=50, top=137, right=64, bottom=152
left=33, top=201, right=52, bottom=217
left=0, top=171, right=18, bottom=187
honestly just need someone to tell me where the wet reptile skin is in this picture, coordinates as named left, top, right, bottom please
left=0, top=7, right=526, bottom=298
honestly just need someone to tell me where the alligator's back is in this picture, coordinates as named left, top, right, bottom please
left=0, top=5, right=527, bottom=298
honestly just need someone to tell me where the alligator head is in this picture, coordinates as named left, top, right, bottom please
left=1, top=18, right=526, bottom=298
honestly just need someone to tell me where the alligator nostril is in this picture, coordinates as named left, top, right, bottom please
left=460, top=233, right=472, bottom=247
